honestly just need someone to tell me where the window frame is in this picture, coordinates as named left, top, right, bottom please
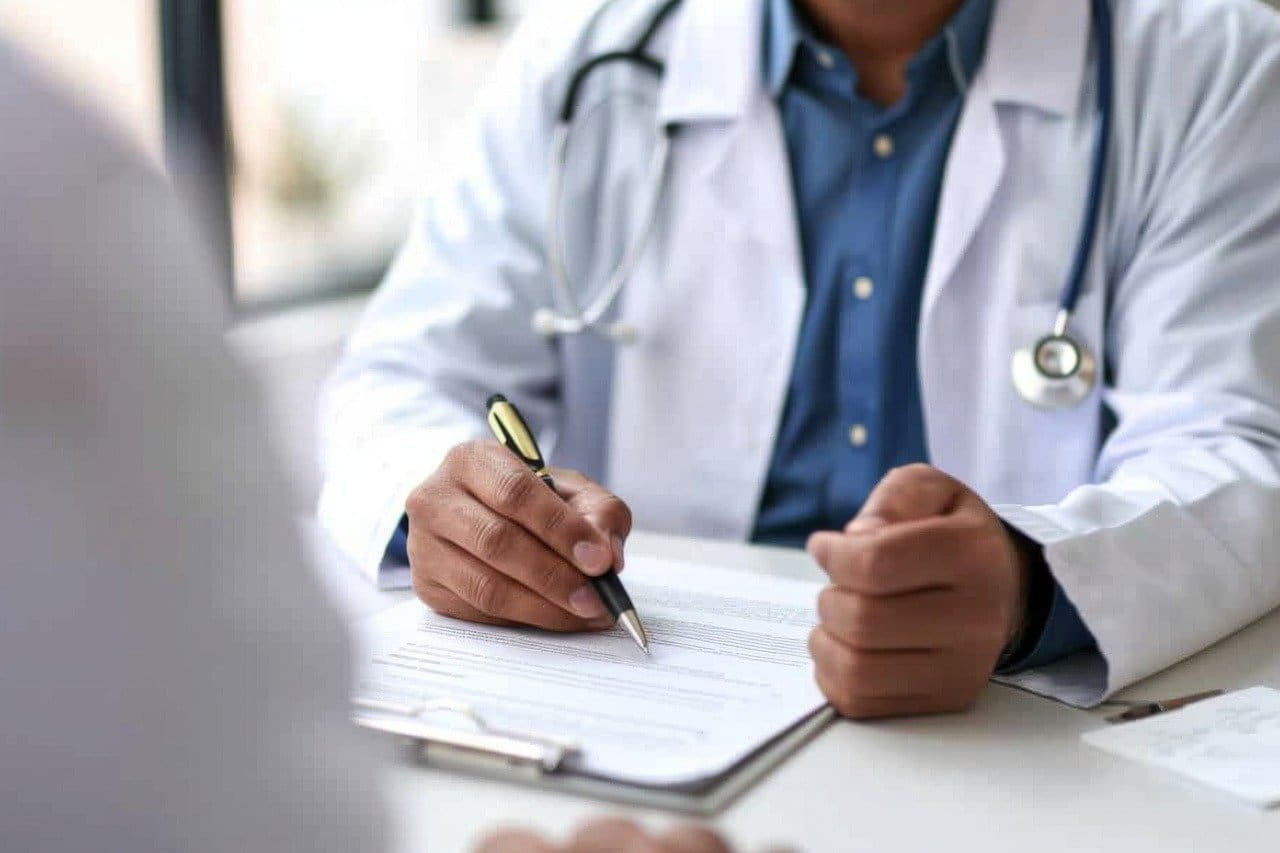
left=158, top=0, right=502, bottom=314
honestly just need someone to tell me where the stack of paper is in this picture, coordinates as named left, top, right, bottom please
left=353, top=556, right=828, bottom=787
left=1083, top=686, right=1280, bottom=807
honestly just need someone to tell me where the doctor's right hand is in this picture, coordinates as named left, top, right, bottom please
left=404, top=439, right=631, bottom=631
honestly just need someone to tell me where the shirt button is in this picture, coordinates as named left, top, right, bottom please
left=853, top=276, right=875, bottom=300
left=815, top=49, right=836, bottom=70
left=873, top=134, right=895, bottom=159
left=848, top=424, right=869, bottom=448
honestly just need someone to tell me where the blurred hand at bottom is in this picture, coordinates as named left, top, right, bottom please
left=475, top=819, right=733, bottom=853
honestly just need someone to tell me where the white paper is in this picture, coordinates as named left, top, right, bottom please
left=1082, top=686, right=1280, bottom=807
left=353, top=555, right=827, bottom=786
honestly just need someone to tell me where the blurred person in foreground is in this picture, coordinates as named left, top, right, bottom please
left=0, top=40, right=728, bottom=853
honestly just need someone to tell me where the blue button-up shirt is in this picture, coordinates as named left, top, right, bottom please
left=753, top=0, right=1094, bottom=669
left=752, top=0, right=992, bottom=548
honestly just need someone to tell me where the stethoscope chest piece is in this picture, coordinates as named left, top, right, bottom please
left=1011, top=327, right=1097, bottom=410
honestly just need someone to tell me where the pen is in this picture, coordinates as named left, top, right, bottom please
left=1104, top=690, right=1224, bottom=724
left=485, top=394, right=650, bottom=654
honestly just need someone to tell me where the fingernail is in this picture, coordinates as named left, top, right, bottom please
left=573, top=540, right=611, bottom=573
left=569, top=586, right=606, bottom=618
left=612, top=535, right=626, bottom=571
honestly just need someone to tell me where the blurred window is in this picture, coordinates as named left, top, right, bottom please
left=0, top=0, right=532, bottom=312
left=224, top=0, right=420, bottom=304
left=222, top=0, right=525, bottom=307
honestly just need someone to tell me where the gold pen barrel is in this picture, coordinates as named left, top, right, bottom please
left=485, top=393, right=651, bottom=655
left=486, top=395, right=545, bottom=467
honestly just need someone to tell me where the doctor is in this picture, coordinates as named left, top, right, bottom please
left=321, top=0, right=1280, bottom=715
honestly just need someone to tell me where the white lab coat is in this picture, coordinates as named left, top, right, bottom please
left=320, top=0, right=1280, bottom=707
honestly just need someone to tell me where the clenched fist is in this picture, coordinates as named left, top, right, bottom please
left=807, top=464, right=1034, bottom=719
left=405, top=439, right=632, bottom=631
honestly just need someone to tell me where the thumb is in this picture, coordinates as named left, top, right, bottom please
left=846, top=464, right=964, bottom=533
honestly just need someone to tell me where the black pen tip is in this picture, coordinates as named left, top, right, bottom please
left=485, top=394, right=508, bottom=409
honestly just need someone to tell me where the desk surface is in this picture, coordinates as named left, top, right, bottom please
left=308, top=528, right=1280, bottom=853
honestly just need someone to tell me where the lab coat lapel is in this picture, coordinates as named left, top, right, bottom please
left=923, top=0, right=1091, bottom=325
left=608, top=0, right=804, bottom=540
left=919, top=0, right=1093, bottom=481
left=920, top=83, right=1005, bottom=325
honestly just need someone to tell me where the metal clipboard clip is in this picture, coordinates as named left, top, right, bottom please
left=352, top=697, right=580, bottom=773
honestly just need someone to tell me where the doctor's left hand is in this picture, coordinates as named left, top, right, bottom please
left=806, top=464, right=1034, bottom=720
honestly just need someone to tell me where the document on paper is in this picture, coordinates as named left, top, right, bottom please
left=1083, top=686, right=1280, bottom=807
left=352, top=555, right=828, bottom=787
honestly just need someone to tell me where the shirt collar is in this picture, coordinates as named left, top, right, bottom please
left=763, top=0, right=996, bottom=98
left=763, top=0, right=804, bottom=96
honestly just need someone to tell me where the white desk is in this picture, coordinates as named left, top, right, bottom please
left=309, top=529, right=1280, bottom=852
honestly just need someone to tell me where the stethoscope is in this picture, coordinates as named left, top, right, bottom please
left=535, top=0, right=1113, bottom=411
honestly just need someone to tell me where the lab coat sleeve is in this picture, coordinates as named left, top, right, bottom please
left=318, top=5, right=612, bottom=582
left=995, top=10, right=1280, bottom=707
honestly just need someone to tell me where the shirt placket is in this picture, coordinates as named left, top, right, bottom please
left=831, top=98, right=901, bottom=525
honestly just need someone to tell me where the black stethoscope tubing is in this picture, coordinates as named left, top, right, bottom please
left=557, top=0, right=682, bottom=124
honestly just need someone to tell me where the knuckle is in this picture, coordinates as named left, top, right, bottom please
left=817, top=669, right=863, bottom=719
left=837, top=648, right=863, bottom=687
left=819, top=586, right=867, bottom=633
left=861, top=541, right=894, bottom=589
left=807, top=627, right=823, bottom=661
left=406, top=532, right=436, bottom=576
left=404, top=479, right=447, bottom=522
left=532, top=559, right=568, bottom=596
left=415, top=578, right=452, bottom=615
left=814, top=629, right=861, bottom=688
left=404, top=485, right=429, bottom=518
left=442, top=440, right=476, bottom=471
left=838, top=596, right=878, bottom=645
left=471, top=515, right=513, bottom=560
left=816, top=586, right=838, bottom=622
left=491, top=467, right=535, bottom=511
left=599, top=496, right=633, bottom=532
left=897, top=462, right=938, bottom=481
left=541, top=499, right=573, bottom=537
left=465, top=571, right=506, bottom=615
left=957, top=510, right=994, bottom=539
left=881, top=466, right=916, bottom=489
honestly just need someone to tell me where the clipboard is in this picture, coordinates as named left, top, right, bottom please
left=354, top=697, right=836, bottom=815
